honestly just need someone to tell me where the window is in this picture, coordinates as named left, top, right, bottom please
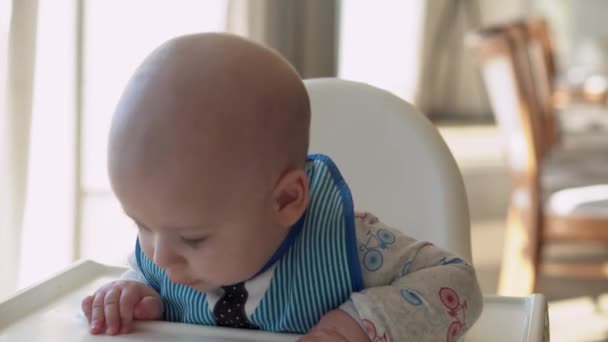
left=18, top=0, right=228, bottom=288
left=81, top=0, right=228, bottom=263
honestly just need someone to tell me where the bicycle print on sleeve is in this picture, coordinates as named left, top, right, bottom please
left=359, top=229, right=396, bottom=272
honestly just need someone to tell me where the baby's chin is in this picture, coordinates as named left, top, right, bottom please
left=188, top=274, right=254, bottom=292
left=188, top=280, right=220, bottom=292
left=186, top=276, right=246, bottom=292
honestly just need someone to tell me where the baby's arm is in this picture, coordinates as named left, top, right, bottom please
left=338, top=213, right=483, bottom=341
left=81, top=253, right=163, bottom=335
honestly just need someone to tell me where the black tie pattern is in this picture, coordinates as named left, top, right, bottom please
left=213, top=282, right=258, bottom=329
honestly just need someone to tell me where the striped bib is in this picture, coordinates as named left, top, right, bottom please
left=135, top=154, right=363, bottom=333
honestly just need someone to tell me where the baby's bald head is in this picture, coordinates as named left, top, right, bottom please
left=109, top=33, right=310, bottom=203
left=108, top=33, right=312, bottom=286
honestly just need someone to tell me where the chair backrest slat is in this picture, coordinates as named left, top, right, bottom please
left=525, top=17, right=560, bottom=150
left=472, top=31, right=541, bottom=185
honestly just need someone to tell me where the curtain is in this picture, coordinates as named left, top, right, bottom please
left=226, top=0, right=337, bottom=78
left=0, top=0, right=38, bottom=299
left=415, top=0, right=487, bottom=120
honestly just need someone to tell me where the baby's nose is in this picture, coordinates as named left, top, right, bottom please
left=152, top=240, right=182, bottom=269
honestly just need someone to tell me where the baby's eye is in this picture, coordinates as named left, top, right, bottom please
left=180, top=236, right=207, bottom=248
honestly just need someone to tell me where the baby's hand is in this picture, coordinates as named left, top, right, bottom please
left=81, top=280, right=163, bottom=335
left=298, top=309, right=370, bottom=342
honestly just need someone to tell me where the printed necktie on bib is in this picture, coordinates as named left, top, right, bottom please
left=213, top=283, right=258, bottom=329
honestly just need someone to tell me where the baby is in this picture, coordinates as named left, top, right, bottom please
left=82, top=33, right=483, bottom=341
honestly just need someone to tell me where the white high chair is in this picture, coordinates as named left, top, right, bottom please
left=0, top=78, right=547, bottom=341
left=307, top=78, right=472, bottom=260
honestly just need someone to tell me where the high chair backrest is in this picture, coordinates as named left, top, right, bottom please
left=304, top=78, right=472, bottom=261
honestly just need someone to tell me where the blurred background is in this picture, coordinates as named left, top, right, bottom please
left=1, top=1, right=607, bottom=340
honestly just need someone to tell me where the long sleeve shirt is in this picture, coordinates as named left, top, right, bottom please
left=123, top=211, right=482, bottom=341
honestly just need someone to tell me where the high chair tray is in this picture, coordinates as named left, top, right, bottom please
left=0, top=260, right=299, bottom=341
left=0, top=260, right=547, bottom=342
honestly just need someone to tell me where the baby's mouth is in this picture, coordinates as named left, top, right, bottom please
left=183, top=280, right=200, bottom=286
left=169, top=274, right=218, bottom=291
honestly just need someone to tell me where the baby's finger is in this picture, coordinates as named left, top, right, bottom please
left=81, top=296, right=94, bottom=323
left=103, top=287, right=122, bottom=335
left=134, top=296, right=163, bottom=320
left=90, top=291, right=107, bottom=334
left=118, top=286, right=139, bottom=334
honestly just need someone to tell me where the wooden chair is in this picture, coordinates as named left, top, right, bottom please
left=522, top=18, right=558, bottom=151
left=470, top=27, right=608, bottom=296
left=521, top=18, right=608, bottom=153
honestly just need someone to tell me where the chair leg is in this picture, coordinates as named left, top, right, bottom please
left=498, top=203, right=541, bottom=295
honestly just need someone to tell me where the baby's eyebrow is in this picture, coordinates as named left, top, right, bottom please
left=131, top=218, right=152, bottom=230
left=124, top=213, right=156, bottom=231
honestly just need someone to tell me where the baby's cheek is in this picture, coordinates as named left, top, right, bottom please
left=192, top=245, right=237, bottom=280
left=139, top=238, right=155, bottom=259
left=226, top=245, right=262, bottom=281
left=190, top=247, right=217, bottom=271
left=196, top=235, right=265, bottom=284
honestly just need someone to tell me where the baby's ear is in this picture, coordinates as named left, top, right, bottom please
left=272, top=169, right=309, bottom=228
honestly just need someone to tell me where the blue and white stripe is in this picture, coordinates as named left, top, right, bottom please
left=135, top=154, right=362, bottom=333
left=250, top=154, right=362, bottom=333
